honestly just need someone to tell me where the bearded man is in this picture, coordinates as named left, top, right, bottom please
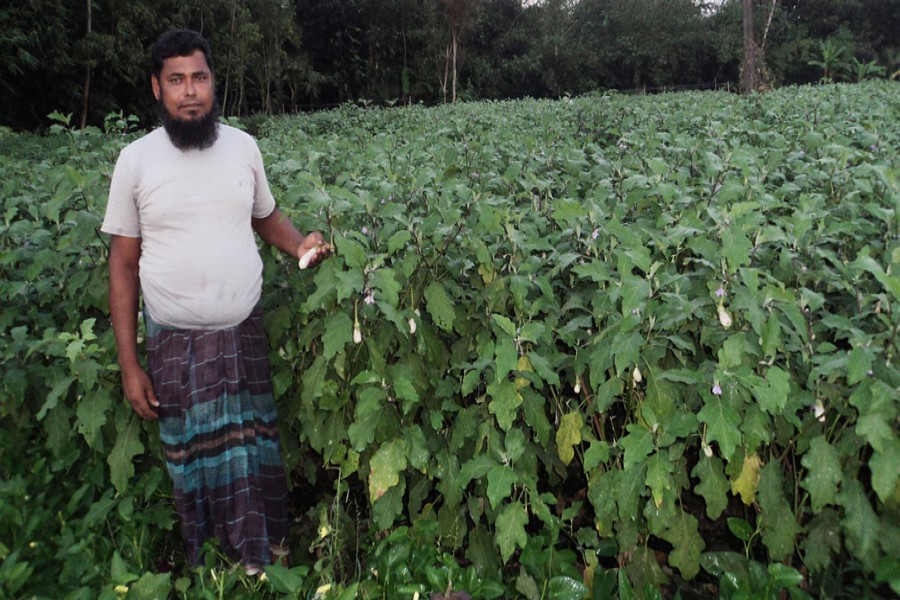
left=101, top=29, right=329, bottom=574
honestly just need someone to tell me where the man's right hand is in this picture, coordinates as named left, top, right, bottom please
left=121, top=365, right=159, bottom=420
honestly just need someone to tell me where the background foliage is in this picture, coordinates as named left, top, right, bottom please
left=2, top=80, right=899, bottom=598
left=2, top=0, right=900, bottom=130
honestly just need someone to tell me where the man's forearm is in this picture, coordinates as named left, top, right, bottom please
left=252, top=208, right=305, bottom=258
left=109, top=249, right=142, bottom=370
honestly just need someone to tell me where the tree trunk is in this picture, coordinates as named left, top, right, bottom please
left=79, top=0, right=92, bottom=129
left=741, top=0, right=759, bottom=94
left=441, top=44, right=450, bottom=103
left=451, top=29, right=458, bottom=102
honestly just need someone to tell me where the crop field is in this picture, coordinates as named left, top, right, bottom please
left=1, top=81, right=899, bottom=599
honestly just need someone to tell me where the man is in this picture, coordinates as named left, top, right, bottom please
left=102, top=29, right=330, bottom=574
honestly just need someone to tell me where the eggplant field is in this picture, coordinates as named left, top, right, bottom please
left=2, top=81, right=899, bottom=599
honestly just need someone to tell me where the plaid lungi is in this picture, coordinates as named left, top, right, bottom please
left=146, top=305, right=290, bottom=569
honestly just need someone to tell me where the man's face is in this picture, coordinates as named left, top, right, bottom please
left=152, top=49, right=214, bottom=122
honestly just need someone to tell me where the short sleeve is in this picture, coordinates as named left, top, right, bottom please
left=250, top=140, right=277, bottom=219
left=101, top=150, right=141, bottom=238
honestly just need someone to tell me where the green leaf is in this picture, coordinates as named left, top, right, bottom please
left=767, top=563, right=804, bottom=588
left=75, top=388, right=111, bottom=449
left=619, top=425, right=653, bottom=472
left=692, top=455, right=729, bottom=520
left=718, top=334, right=748, bottom=369
left=387, top=230, right=412, bottom=254
left=404, top=426, right=430, bottom=472
left=460, top=454, right=497, bottom=485
left=264, top=564, right=305, bottom=594
left=697, top=396, right=742, bottom=460
left=322, top=312, right=353, bottom=360
left=869, top=438, right=900, bottom=502
left=110, top=551, right=138, bottom=584
left=108, top=410, right=144, bottom=494
left=337, top=235, right=368, bottom=270
left=583, top=441, right=610, bottom=472
left=727, top=517, right=754, bottom=542
left=847, top=347, right=873, bottom=386
left=853, top=253, right=900, bottom=300
left=495, top=501, right=528, bottom=563
left=129, top=572, right=171, bottom=600
left=837, top=479, right=880, bottom=563
left=645, top=452, right=674, bottom=508
left=488, top=380, right=522, bottom=431
left=37, top=375, right=75, bottom=420
left=491, top=313, right=517, bottom=337
left=547, top=575, right=589, bottom=600
left=494, top=336, right=518, bottom=383
left=856, top=413, right=894, bottom=453
left=661, top=509, right=705, bottom=580
left=486, top=464, right=518, bottom=509
left=752, top=366, right=790, bottom=416
left=619, top=276, right=650, bottom=315
left=556, top=411, right=583, bottom=466
left=527, top=351, right=561, bottom=387
left=522, top=389, right=551, bottom=446
left=802, top=510, right=842, bottom=573
left=800, top=436, right=843, bottom=512
left=335, top=268, right=365, bottom=303
left=424, top=281, right=456, bottom=332
left=368, top=438, right=407, bottom=502
left=611, top=331, right=643, bottom=377
left=758, top=463, right=800, bottom=561
left=760, top=315, right=782, bottom=358
left=371, top=268, right=401, bottom=308
left=722, top=226, right=753, bottom=272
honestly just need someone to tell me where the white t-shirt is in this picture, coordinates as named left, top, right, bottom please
left=102, top=125, right=277, bottom=330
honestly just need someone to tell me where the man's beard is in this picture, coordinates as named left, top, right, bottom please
left=157, top=99, right=221, bottom=151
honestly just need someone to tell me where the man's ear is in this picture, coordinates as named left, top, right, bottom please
left=151, top=75, right=161, bottom=101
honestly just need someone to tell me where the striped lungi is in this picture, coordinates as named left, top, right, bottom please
left=146, top=305, right=290, bottom=570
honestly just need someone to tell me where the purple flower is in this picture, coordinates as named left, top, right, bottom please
left=797, top=150, right=806, bottom=158
left=712, top=384, right=722, bottom=396
left=715, top=287, right=726, bottom=298
left=869, top=144, right=878, bottom=152
left=364, top=292, right=375, bottom=305
left=591, top=229, right=600, bottom=240
left=362, top=226, right=369, bottom=235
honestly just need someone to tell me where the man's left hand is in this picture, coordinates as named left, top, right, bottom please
left=297, top=232, right=332, bottom=269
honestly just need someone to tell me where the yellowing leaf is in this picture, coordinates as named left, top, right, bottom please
left=517, top=355, right=533, bottom=372
left=730, top=453, right=763, bottom=505
left=556, top=412, right=583, bottom=466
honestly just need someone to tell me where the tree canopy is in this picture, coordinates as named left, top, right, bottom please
left=1, top=0, right=897, bottom=130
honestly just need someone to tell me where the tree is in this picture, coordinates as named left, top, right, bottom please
left=438, top=0, right=479, bottom=102
left=742, top=0, right=759, bottom=92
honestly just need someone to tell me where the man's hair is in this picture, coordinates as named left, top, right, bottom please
left=151, top=29, right=214, bottom=79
